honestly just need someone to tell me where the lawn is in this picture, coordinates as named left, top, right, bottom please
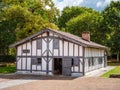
left=101, top=66, right=120, bottom=77
left=0, top=63, right=16, bottom=74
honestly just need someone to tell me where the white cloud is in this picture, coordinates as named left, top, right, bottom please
left=53, top=0, right=119, bottom=11
left=96, top=1, right=103, bottom=8
left=96, top=0, right=119, bottom=8
left=53, top=0, right=84, bottom=11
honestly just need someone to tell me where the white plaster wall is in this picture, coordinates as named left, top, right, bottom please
left=49, top=39, right=53, bottom=56
left=59, top=40, right=63, bottom=56
left=27, top=58, right=31, bottom=70
left=79, top=46, right=83, bottom=56
left=32, top=40, right=36, bottom=56
left=27, top=42, right=31, bottom=56
left=22, top=58, right=26, bottom=69
left=64, top=41, right=68, bottom=56
left=17, top=58, right=21, bottom=69
left=42, top=39, right=47, bottom=56
left=22, top=43, right=26, bottom=56
left=85, top=48, right=105, bottom=57
left=54, top=50, right=58, bottom=56
left=74, top=45, right=78, bottom=56
left=32, top=65, right=36, bottom=70
left=69, top=43, right=73, bottom=56
left=36, top=65, right=41, bottom=70
left=49, top=58, right=52, bottom=71
left=42, top=58, right=46, bottom=70
left=17, top=45, right=22, bottom=56
left=37, top=50, right=41, bottom=56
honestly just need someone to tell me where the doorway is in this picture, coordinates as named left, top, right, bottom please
left=53, top=58, right=62, bottom=75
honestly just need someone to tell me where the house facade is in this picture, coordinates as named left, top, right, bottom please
left=10, top=28, right=108, bottom=76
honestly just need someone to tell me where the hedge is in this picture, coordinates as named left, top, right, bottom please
left=0, top=55, right=15, bottom=62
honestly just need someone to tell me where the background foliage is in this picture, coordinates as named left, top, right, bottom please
left=0, top=0, right=119, bottom=61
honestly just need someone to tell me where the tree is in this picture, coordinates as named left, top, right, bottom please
left=0, top=0, right=59, bottom=55
left=102, top=1, right=120, bottom=61
left=65, top=11, right=104, bottom=43
left=58, top=6, right=93, bottom=30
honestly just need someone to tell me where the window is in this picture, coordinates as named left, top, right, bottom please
left=99, top=58, right=102, bottom=64
left=72, top=59, right=74, bottom=66
left=31, top=57, right=42, bottom=65
left=71, top=58, right=79, bottom=66
left=37, top=58, right=42, bottom=64
left=37, top=39, right=42, bottom=49
left=23, top=49, right=30, bottom=53
left=53, top=39, right=59, bottom=49
left=88, top=57, right=94, bottom=66
left=88, top=59, right=91, bottom=66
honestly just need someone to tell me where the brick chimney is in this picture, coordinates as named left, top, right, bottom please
left=82, top=31, right=90, bottom=41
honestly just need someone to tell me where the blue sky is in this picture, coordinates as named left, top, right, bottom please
left=52, top=0, right=119, bottom=11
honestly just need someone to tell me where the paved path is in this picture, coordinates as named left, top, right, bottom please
left=85, top=66, right=115, bottom=77
left=0, top=66, right=116, bottom=90
left=1, top=77, right=120, bottom=90
left=0, top=79, right=37, bottom=89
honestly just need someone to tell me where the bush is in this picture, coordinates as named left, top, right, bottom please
left=0, top=55, right=15, bottom=63
left=0, top=64, right=7, bottom=67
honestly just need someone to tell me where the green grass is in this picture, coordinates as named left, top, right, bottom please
left=0, top=66, right=16, bottom=73
left=101, top=66, right=120, bottom=77
left=0, top=63, right=16, bottom=74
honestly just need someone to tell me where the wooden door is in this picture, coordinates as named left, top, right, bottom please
left=62, top=58, right=72, bottom=76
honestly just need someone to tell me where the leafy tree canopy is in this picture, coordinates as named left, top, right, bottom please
left=102, top=1, right=120, bottom=61
left=58, top=6, right=93, bottom=30
left=0, top=0, right=59, bottom=55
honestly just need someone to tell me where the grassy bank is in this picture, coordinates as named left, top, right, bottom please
left=101, top=66, right=120, bottom=77
left=0, top=63, right=16, bottom=74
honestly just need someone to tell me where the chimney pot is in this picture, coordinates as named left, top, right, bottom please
left=82, top=31, right=90, bottom=41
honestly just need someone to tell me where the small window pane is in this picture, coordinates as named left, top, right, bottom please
left=37, top=58, right=42, bottom=64
left=37, top=39, right=42, bottom=49
left=53, top=39, right=59, bottom=49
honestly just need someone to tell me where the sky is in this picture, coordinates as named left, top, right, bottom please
left=52, top=0, right=119, bottom=11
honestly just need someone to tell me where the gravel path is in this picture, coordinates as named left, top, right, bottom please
left=1, top=77, right=120, bottom=90
left=0, top=79, right=37, bottom=89
left=0, top=66, right=119, bottom=90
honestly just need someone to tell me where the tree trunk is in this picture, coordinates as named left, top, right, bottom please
left=117, top=50, right=120, bottom=62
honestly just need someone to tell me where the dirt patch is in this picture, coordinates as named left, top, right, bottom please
left=0, top=74, right=120, bottom=90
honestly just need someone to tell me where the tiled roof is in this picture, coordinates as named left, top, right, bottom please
left=10, top=28, right=108, bottom=50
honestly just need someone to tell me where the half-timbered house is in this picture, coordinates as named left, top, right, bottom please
left=10, top=28, right=108, bottom=76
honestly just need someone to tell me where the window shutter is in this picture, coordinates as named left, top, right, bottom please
left=74, top=58, right=79, bottom=66
left=53, top=39, right=59, bottom=49
left=31, top=57, right=37, bottom=65
left=37, top=39, right=42, bottom=49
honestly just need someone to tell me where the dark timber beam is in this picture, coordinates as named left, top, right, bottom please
left=46, top=31, right=49, bottom=74
left=82, top=47, right=85, bottom=76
